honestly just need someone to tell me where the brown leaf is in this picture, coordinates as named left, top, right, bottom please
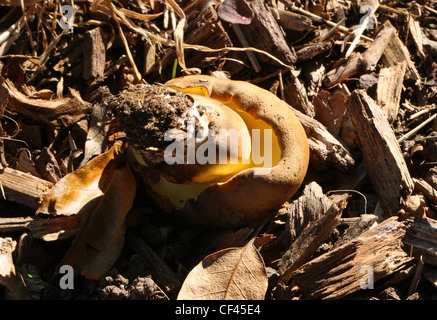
left=217, top=0, right=253, bottom=25
left=59, top=159, right=136, bottom=280
left=36, top=145, right=118, bottom=216
left=177, top=239, right=268, bottom=300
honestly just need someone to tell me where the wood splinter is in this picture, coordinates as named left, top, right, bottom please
left=323, top=21, right=395, bottom=88
left=347, top=89, right=414, bottom=217
left=289, top=217, right=414, bottom=299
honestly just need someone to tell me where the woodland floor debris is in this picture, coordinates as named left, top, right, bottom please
left=286, top=217, right=415, bottom=300
left=0, top=0, right=437, bottom=300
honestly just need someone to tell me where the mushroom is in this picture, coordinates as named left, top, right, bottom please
left=112, top=75, right=310, bottom=228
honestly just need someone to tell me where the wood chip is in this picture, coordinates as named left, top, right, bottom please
left=237, top=0, right=296, bottom=67
left=0, top=216, right=33, bottom=233
left=0, top=237, right=30, bottom=299
left=347, top=90, right=414, bottom=217
left=403, top=217, right=437, bottom=267
left=376, top=62, right=407, bottom=122
left=290, top=105, right=356, bottom=172
left=380, top=21, right=421, bottom=83
left=277, top=193, right=350, bottom=283
left=83, top=27, right=106, bottom=81
left=284, top=181, right=330, bottom=247
left=334, top=214, right=378, bottom=249
left=0, top=167, right=52, bottom=209
left=126, top=233, right=181, bottom=293
left=270, top=7, right=314, bottom=32
left=408, top=18, right=426, bottom=60
left=290, top=217, right=414, bottom=299
left=323, top=22, right=395, bottom=88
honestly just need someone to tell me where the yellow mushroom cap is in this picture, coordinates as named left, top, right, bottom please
left=169, top=93, right=253, bottom=184
left=133, top=76, right=310, bottom=228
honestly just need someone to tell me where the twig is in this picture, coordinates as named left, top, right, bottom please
left=20, top=0, right=35, bottom=54
left=409, top=106, right=437, bottom=120
left=0, top=16, right=25, bottom=57
left=413, top=178, right=437, bottom=206
left=424, top=5, right=437, bottom=16
left=278, top=70, right=285, bottom=100
left=316, top=17, right=347, bottom=44
left=279, top=0, right=374, bottom=42
left=27, top=26, right=71, bottom=83
left=407, top=255, right=424, bottom=297
left=0, top=54, right=36, bottom=59
left=398, top=114, right=437, bottom=143
left=114, top=6, right=294, bottom=70
left=0, top=16, right=24, bottom=46
left=324, top=22, right=395, bottom=87
left=0, top=180, right=5, bottom=201
left=232, top=24, right=262, bottom=73
left=405, top=11, right=411, bottom=46
left=111, top=4, right=142, bottom=82
left=0, top=122, right=9, bottom=168
left=345, top=17, right=369, bottom=58
left=0, top=137, right=29, bottom=147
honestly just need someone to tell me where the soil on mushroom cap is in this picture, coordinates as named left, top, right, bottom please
left=106, top=83, right=206, bottom=152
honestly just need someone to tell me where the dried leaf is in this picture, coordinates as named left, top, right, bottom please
left=217, top=0, right=253, bottom=25
left=166, top=0, right=188, bottom=71
left=59, top=160, right=136, bottom=280
left=177, top=239, right=268, bottom=300
left=118, top=8, right=163, bottom=21
left=36, top=145, right=118, bottom=216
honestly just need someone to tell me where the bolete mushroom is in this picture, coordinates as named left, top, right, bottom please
left=111, top=75, right=309, bottom=228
